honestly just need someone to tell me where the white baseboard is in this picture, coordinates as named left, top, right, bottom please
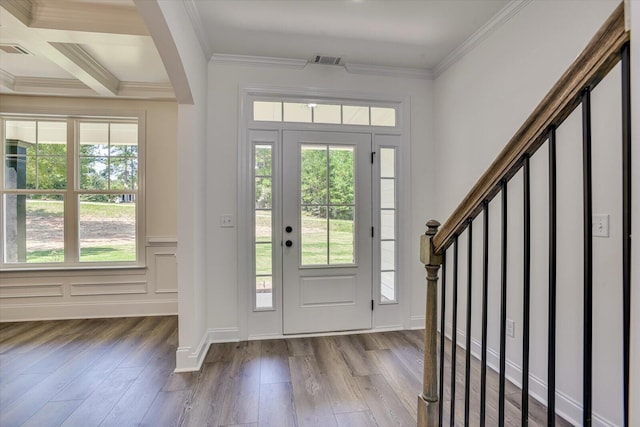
left=410, top=315, right=425, bottom=329
left=209, top=327, right=241, bottom=343
left=0, top=299, right=178, bottom=322
left=443, top=325, right=615, bottom=427
left=174, top=327, right=240, bottom=372
left=175, top=330, right=210, bottom=373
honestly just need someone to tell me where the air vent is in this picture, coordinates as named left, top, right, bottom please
left=314, top=55, right=342, bottom=66
left=0, top=44, right=31, bottom=55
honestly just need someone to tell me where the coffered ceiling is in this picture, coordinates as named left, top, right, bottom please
left=0, top=0, right=173, bottom=99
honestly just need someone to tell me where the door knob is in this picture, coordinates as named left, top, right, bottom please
left=285, top=240, right=293, bottom=247
left=285, top=226, right=293, bottom=233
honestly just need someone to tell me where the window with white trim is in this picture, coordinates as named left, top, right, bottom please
left=253, top=101, right=397, bottom=127
left=1, top=116, right=141, bottom=267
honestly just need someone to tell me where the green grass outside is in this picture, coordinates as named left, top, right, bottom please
left=26, top=245, right=136, bottom=263
left=255, top=211, right=354, bottom=277
left=26, top=199, right=135, bottom=220
left=23, top=199, right=135, bottom=263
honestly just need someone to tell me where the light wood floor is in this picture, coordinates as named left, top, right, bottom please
left=0, top=316, right=568, bottom=426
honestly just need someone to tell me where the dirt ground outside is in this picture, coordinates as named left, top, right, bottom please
left=27, top=215, right=135, bottom=251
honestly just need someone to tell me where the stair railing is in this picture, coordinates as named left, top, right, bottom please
left=418, top=3, right=631, bottom=426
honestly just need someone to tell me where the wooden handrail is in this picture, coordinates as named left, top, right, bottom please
left=433, top=2, right=629, bottom=253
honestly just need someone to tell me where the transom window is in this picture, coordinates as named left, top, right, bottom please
left=253, top=101, right=396, bottom=127
left=1, top=116, right=141, bottom=267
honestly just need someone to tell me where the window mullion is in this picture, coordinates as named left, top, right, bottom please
left=65, top=119, right=78, bottom=263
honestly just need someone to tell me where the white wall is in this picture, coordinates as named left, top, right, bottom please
left=205, top=62, right=435, bottom=340
left=0, top=95, right=178, bottom=320
left=135, top=0, right=209, bottom=372
left=433, top=0, right=623, bottom=425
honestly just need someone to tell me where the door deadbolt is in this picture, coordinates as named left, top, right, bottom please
left=285, top=226, right=293, bottom=233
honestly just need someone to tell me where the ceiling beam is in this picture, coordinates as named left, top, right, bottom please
left=50, top=42, right=120, bottom=95
left=30, top=0, right=149, bottom=36
left=0, top=4, right=120, bottom=96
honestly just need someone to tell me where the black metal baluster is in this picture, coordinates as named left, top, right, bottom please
left=439, top=252, right=447, bottom=427
left=480, top=201, right=489, bottom=427
left=548, top=128, right=557, bottom=427
left=581, top=87, right=593, bottom=427
left=621, top=42, right=631, bottom=427
left=450, top=235, right=459, bottom=426
left=465, top=220, right=473, bottom=426
left=499, top=180, right=508, bottom=427
left=522, top=155, right=531, bottom=426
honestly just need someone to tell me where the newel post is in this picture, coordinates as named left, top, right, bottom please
left=417, top=220, right=442, bottom=427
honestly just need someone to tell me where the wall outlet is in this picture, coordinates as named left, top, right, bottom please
left=220, top=214, right=235, bottom=228
left=592, top=214, right=609, bottom=237
left=506, top=319, right=515, bottom=338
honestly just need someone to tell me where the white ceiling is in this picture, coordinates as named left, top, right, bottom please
left=192, top=0, right=513, bottom=71
left=0, top=0, right=523, bottom=99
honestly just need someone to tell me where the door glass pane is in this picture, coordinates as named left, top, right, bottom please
left=329, top=207, right=354, bottom=264
left=284, top=102, right=312, bottom=123
left=255, top=177, right=272, bottom=209
left=301, top=145, right=327, bottom=205
left=255, top=243, right=272, bottom=275
left=301, top=206, right=328, bottom=265
left=371, top=107, right=396, bottom=127
left=381, top=178, right=395, bottom=208
left=381, top=240, right=395, bottom=270
left=255, top=210, right=272, bottom=243
left=380, top=148, right=395, bottom=178
left=255, top=145, right=272, bottom=176
left=381, top=210, right=395, bottom=240
left=79, top=195, right=136, bottom=262
left=343, top=106, right=369, bottom=125
left=254, top=143, right=273, bottom=310
left=313, top=104, right=341, bottom=124
left=3, top=194, right=64, bottom=263
left=256, top=276, right=273, bottom=308
left=381, top=271, right=395, bottom=302
left=329, top=146, right=354, bottom=205
left=254, top=101, right=282, bottom=122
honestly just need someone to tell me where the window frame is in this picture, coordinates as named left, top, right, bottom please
left=0, top=113, right=146, bottom=270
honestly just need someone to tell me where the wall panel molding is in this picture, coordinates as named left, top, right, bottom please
left=0, top=283, right=63, bottom=298
left=0, top=299, right=177, bottom=322
left=70, top=281, right=147, bottom=296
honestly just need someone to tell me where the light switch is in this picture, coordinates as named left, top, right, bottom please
left=220, top=214, right=235, bottom=228
left=592, top=214, right=609, bottom=237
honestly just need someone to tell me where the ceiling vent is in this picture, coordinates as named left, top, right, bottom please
left=314, top=55, right=342, bottom=66
left=0, top=44, right=31, bottom=55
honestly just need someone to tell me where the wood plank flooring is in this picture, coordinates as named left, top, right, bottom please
left=0, top=316, right=568, bottom=427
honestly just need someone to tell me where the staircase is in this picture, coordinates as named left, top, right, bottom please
left=418, top=3, right=631, bottom=426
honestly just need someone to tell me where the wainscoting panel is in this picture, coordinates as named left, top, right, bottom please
left=0, top=238, right=178, bottom=321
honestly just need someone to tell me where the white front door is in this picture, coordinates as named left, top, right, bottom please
left=282, top=131, right=372, bottom=334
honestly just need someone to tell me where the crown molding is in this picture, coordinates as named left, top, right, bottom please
left=118, top=81, right=175, bottom=99
left=50, top=42, right=120, bottom=95
left=30, top=0, right=148, bottom=36
left=211, top=54, right=309, bottom=69
left=0, top=73, right=174, bottom=99
left=12, top=76, right=93, bottom=96
left=344, top=63, right=432, bottom=80
left=433, top=0, right=532, bottom=78
left=0, top=69, right=16, bottom=90
left=183, top=0, right=213, bottom=60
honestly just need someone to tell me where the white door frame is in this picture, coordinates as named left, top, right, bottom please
left=237, top=86, right=411, bottom=340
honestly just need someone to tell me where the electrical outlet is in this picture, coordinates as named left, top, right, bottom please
left=220, top=214, right=235, bottom=228
left=592, top=214, right=609, bottom=237
left=506, top=319, right=515, bottom=338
